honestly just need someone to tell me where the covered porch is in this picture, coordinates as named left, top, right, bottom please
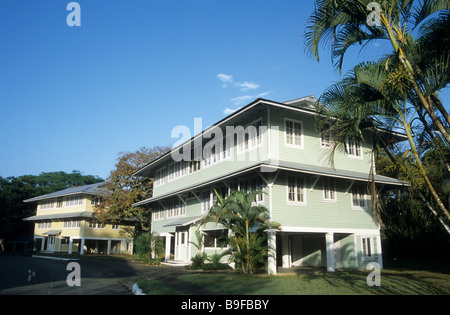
left=267, top=228, right=383, bottom=275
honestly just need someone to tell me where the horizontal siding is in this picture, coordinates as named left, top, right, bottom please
left=271, top=172, right=379, bottom=230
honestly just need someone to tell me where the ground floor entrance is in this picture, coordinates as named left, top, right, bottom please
left=269, top=229, right=383, bottom=275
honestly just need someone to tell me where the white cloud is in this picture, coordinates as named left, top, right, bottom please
left=217, top=73, right=234, bottom=87
left=235, top=81, right=259, bottom=91
left=230, top=95, right=254, bottom=105
left=223, top=107, right=242, bottom=115
left=229, top=91, right=273, bottom=106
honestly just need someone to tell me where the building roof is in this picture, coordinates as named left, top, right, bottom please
left=132, top=95, right=408, bottom=178
left=23, top=182, right=108, bottom=203
left=23, top=211, right=93, bottom=222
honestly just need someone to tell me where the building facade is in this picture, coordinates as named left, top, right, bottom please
left=24, top=182, right=134, bottom=255
left=133, top=96, right=405, bottom=274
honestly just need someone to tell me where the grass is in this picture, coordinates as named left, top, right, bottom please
left=136, top=279, right=180, bottom=295
left=176, top=266, right=450, bottom=295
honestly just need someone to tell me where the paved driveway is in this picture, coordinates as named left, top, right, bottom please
left=0, top=255, right=215, bottom=295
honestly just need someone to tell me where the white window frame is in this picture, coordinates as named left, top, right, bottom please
left=39, top=200, right=54, bottom=210
left=351, top=185, right=367, bottom=209
left=284, top=118, right=304, bottom=149
left=56, top=197, right=64, bottom=208
left=237, top=118, right=264, bottom=154
left=286, top=175, right=306, bottom=205
left=167, top=199, right=186, bottom=218
left=37, top=222, right=51, bottom=229
left=88, top=222, right=106, bottom=229
left=361, top=236, right=376, bottom=259
left=347, top=136, right=363, bottom=159
left=201, top=190, right=212, bottom=214
left=320, top=122, right=332, bottom=148
left=111, top=224, right=120, bottom=230
left=63, top=220, right=81, bottom=229
left=155, top=167, right=166, bottom=187
left=323, top=177, right=337, bottom=202
left=66, top=195, right=83, bottom=207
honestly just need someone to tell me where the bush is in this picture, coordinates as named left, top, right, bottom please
left=190, top=252, right=207, bottom=270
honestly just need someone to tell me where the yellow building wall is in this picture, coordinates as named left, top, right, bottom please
left=32, top=194, right=134, bottom=254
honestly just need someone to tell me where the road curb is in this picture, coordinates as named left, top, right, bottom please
left=32, top=255, right=80, bottom=261
left=132, top=282, right=146, bottom=295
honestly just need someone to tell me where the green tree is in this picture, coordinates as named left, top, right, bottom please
left=0, top=171, right=103, bottom=250
left=135, top=231, right=164, bottom=259
left=304, top=0, right=450, bottom=143
left=94, top=146, right=170, bottom=230
left=318, top=57, right=450, bottom=228
left=206, top=190, right=280, bottom=274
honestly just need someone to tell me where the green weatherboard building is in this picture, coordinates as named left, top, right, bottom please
left=133, top=96, right=406, bottom=274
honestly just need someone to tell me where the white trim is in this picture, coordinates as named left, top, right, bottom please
left=284, top=117, right=304, bottom=149
left=281, top=226, right=380, bottom=235
left=286, top=175, right=307, bottom=206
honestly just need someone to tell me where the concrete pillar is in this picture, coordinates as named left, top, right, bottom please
left=107, top=240, right=111, bottom=255
left=80, top=238, right=85, bottom=255
left=68, top=238, right=73, bottom=254
left=267, top=229, right=277, bottom=275
left=165, top=234, right=172, bottom=261
left=326, top=232, right=335, bottom=272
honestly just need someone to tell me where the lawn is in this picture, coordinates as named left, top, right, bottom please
left=175, top=266, right=450, bottom=295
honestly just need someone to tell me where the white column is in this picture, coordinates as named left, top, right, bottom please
left=107, top=240, right=111, bottom=255
left=267, top=229, right=277, bottom=275
left=376, top=234, right=383, bottom=269
left=281, top=233, right=290, bottom=268
left=80, top=238, right=85, bottom=255
left=40, top=237, right=45, bottom=251
left=68, top=238, right=73, bottom=254
left=326, top=232, right=335, bottom=272
left=165, top=234, right=172, bottom=261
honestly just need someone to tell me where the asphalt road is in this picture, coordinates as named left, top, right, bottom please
left=0, top=255, right=133, bottom=295
left=0, top=254, right=216, bottom=295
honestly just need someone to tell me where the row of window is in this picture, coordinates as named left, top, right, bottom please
left=154, top=118, right=363, bottom=187
left=36, top=221, right=119, bottom=230
left=287, top=175, right=367, bottom=207
left=153, top=176, right=368, bottom=221
left=39, top=195, right=101, bottom=210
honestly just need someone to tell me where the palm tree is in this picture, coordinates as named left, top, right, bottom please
left=315, top=58, right=450, bottom=232
left=305, top=0, right=450, bottom=143
left=206, top=189, right=280, bottom=274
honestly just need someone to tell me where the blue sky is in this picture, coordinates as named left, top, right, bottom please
left=0, top=0, right=448, bottom=179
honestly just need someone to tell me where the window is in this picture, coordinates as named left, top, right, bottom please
left=63, top=220, right=81, bottom=228
left=323, top=177, right=336, bottom=201
left=287, top=176, right=306, bottom=204
left=320, top=122, right=332, bottom=147
left=347, top=137, right=362, bottom=158
left=112, top=224, right=120, bottom=230
left=56, top=197, right=64, bottom=208
left=167, top=199, right=186, bottom=217
left=66, top=195, right=83, bottom=207
left=40, top=200, right=54, bottom=210
left=190, top=161, right=201, bottom=173
left=155, top=168, right=166, bottom=187
left=37, top=222, right=51, bottom=229
left=90, top=196, right=101, bottom=206
left=352, top=185, right=366, bottom=208
left=285, top=119, right=303, bottom=147
left=362, top=237, right=375, bottom=258
left=204, top=230, right=228, bottom=248
left=201, top=190, right=212, bottom=213
left=239, top=177, right=264, bottom=203
left=88, top=222, right=105, bottom=229
left=61, top=237, right=70, bottom=245
left=237, top=119, right=263, bottom=153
